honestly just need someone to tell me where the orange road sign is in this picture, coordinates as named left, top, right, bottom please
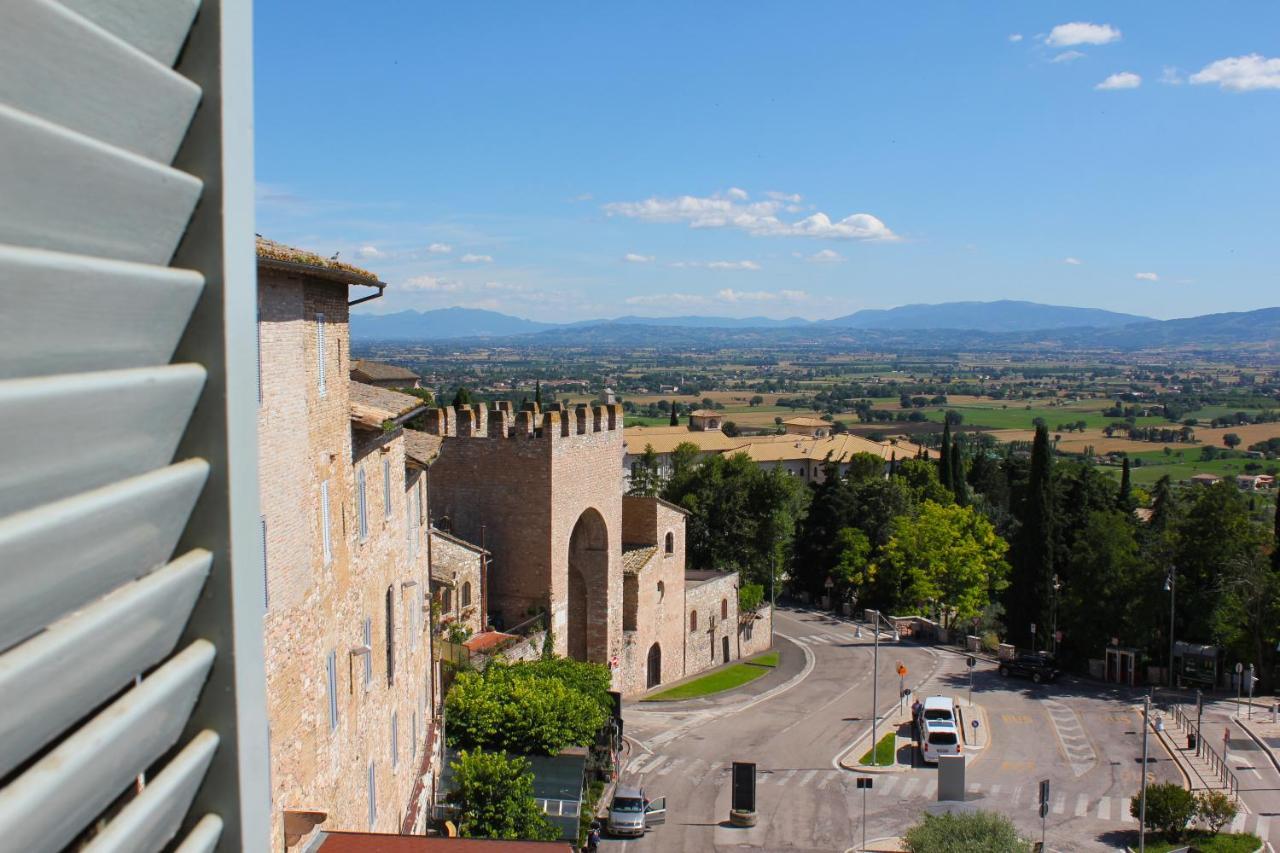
left=897, top=663, right=908, bottom=677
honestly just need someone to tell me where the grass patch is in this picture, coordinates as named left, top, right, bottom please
left=859, top=732, right=897, bottom=767
left=1140, top=832, right=1261, bottom=853
left=642, top=652, right=777, bottom=701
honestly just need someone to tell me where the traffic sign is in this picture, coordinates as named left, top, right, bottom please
left=856, top=777, right=873, bottom=789
left=966, top=656, right=976, bottom=668
left=972, top=719, right=980, bottom=729
left=1039, top=802, right=1049, bottom=818
left=824, top=576, right=834, bottom=589
left=1236, top=662, right=1244, bottom=674
left=1038, top=779, right=1050, bottom=805
left=897, top=663, right=908, bottom=677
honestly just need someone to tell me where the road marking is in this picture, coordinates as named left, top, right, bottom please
left=1097, top=797, right=1111, bottom=820
left=1001, top=760, right=1034, bottom=773
left=656, top=758, right=680, bottom=775
left=900, top=778, right=920, bottom=798
left=1010, top=785, right=1022, bottom=805
left=637, top=754, right=668, bottom=774
left=990, top=784, right=1002, bottom=797
left=819, top=771, right=839, bottom=790
left=1002, top=713, right=1032, bottom=724
left=1257, top=816, right=1270, bottom=839
left=1122, top=802, right=1135, bottom=824
left=924, top=780, right=938, bottom=798
left=1231, top=813, right=1247, bottom=834
left=1053, top=793, right=1066, bottom=814
left=625, top=756, right=644, bottom=773
left=1074, top=794, right=1089, bottom=817
left=1042, top=699, right=1097, bottom=778
left=878, top=776, right=899, bottom=796
left=799, top=769, right=818, bottom=786
left=967, top=783, right=981, bottom=794
left=781, top=769, right=797, bottom=785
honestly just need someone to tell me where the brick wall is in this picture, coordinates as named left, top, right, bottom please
left=258, top=267, right=436, bottom=850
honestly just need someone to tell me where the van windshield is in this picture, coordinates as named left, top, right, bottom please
left=613, top=797, right=645, bottom=813
left=929, top=731, right=958, bottom=745
left=924, top=709, right=952, bottom=720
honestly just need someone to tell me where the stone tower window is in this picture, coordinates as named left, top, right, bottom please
left=721, top=598, right=728, bottom=620
left=690, top=610, right=698, bottom=632
left=385, top=586, right=395, bottom=686
left=461, top=582, right=472, bottom=609
left=664, top=531, right=674, bottom=554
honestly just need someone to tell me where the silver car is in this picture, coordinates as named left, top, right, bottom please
left=606, top=786, right=666, bottom=837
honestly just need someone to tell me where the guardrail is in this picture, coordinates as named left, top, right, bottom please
left=1170, top=704, right=1239, bottom=798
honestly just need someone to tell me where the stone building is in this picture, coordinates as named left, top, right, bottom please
left=257, top=239, right=440, bottom=851
left=351, top=359, right=422, bottom=390
left=428, top=527, right=488, bottom=638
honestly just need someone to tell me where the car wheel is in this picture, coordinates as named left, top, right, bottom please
left=1032, top=672, right=1043, bottom=684
left=999, top=666, right=1010, bottom=677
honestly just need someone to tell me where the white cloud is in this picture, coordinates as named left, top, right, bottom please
left=725, top=187, right=750, bottom=201
left=1160, top=66, right=1184, bottom=85
left=402, top=275, right=461, bottom=292
left=808, top=249, right=845, bottom=263
left=1063, top=257, right=1083, bottom=265
left=1008, top=33, right=1023, bottom=43
left=669, top=259, right=762, bottom=271
left=624, top=292, right=707, bottom=306
left=1135, top=272, right=1159, bottom=282
left=570, top=192, right=594, bottom=202
left=764, top=190, right=803, bottom=203
left=427, top=242, right=453, bottom=254
left=1096, top=72, right=1142, bottom=90
left=460, top=253, right=494, bottom=264
left=1190, top=54, right=1280, bottom=92
left=623, top=253, right=654, bottom=263
left=356, top=245, right=384, bottom=259
left=1046, top=22, right=1121, bottom=47
left=1051, top=50, right=1085, bottom=64
left=716, top=288, right=807, bottom=303
left=603, top=189, right=898, bottom=241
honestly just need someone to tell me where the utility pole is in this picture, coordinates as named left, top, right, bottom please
left=1139, top=695, right=1150, bottom=853
left=871, top=609, right=880, bottom=768
left=1166, top=565, right=1176, bottom=688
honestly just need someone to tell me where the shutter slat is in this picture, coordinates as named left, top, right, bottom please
left=0, top=102, right=202, bottom=264
left=81, top=730, right=219, bottom=853
left=0, top=0, right=200, bottom=163
left=0, top=244, right=203, bottom=380
left=0, top=640, right=216, bottom=853
left=173, top=814, right=223, bottom=853
left=0, top=459, right=209, bottom=652
left=0, top=364, right=206, bottom=516
left=0, top=549, right=212, bottom=777
left=55, top=0, right=200, bottom=67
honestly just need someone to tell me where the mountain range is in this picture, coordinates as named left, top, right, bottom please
left=349, top=301, right=1280, bottom=351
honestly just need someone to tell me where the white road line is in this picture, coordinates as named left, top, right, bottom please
left=1257, top=816, right=1270, bottom=839
left=781, top=769, right=798, bottom=785
left=1122, top=803, right=1136, bottom=824
left=990, top=784, right=1002, bottom=797
left=1053, top=793, right=1066, bottom=814
left=637, top=754, right=668, bottom=774
left=967, top=783, right=981, bottom=794
left=878, top=776, right=899, bottom=797
left=625, top=756, right=645, bottom=773
left=799, top=769, right=818, bottom=786
left=1231, top=813, right=1247, bottom=834
left=656, top=757, right=681, bottom=775
left=924, top=780, right=938, bottom=799
left=1074, top=794, right=1088, bottom=817
left=818, top=771, right=839, bottom=790
left=1097, top=796, right=1111, bottom=821
left=900, top=778, right=920, bottom=798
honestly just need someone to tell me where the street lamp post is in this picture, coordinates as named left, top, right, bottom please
left=1051, top=575, right=1061, bottom=658
left=1166, top=565, right=1177, bottom=689
left=1139, top=695, right=1151, bottom=853
left=867, top=609, right=899, bottom=768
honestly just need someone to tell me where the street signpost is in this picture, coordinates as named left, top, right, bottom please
left=1139, top=697, right=1150, bottom=853
left=857, top=777, right=873, bottom=852
left=966, top=655, right=976, bottom=705
left=1031, top=622, right=1037, bottom=655
left=1248, top=664, right=1256, bottom=719
left=1236, top=662, right=1244, bottom=719
left=897, top=662, right=908, bottom=714
left=1038, top=778, right=1050, bottom=850
left=971, top=717, right=980, bottom=746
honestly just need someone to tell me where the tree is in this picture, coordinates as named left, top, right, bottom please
left=903, top=811, right=1031, bottom=852
left=452, top=386, right=474, bottom=408
left=950, top=438, right=967, bottom=507
left=446, top=750, right=560, bottom=842
left=1196, top=789, right=1238, bottom=834
left=1117, top=457, right=1133, bottom=512
left=879, top=501, right=1010, bottom=629
left=738, top=582, right=765, bottom=613
left=830, top=527, right=873, bottom=605
left=534, top=380, right=543, bottom=409
left=938, top=419, right=953, bottom=491
left=749, top=395, right=764, bottom=407
left=668, top=403, right=679, bottom=427
left=845, top=452, right=886, bottom=484
left=627, top=444, right=662, bottom=497
left=1224, top=432, right=1242, bottom=449
left=722, top=420, right=740, bottom=437
left=1005, top=424, right=1055, bottom=649
left=1131, top=782, right=1195, bottom=839
left=945, top=410, right=964, bottom=427
left=1058, top=510, right=1142, bottom=667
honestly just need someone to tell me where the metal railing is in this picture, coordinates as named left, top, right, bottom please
left=1170, top=704, right=1239, bottom=797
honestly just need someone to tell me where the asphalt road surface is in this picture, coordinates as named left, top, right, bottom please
left=606, top=605, right=1178, bottom=852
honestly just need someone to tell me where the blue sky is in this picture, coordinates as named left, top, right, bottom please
left=254, top=4, right=1279, bottom=322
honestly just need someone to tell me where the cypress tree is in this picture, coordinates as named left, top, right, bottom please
left=1273, top=497, right=1280, bottom=574
left=938, top=419, right=953, bottom=490
left=669, top=402, right=679, bottom=427
left=534, top=380, right=542, bottom=408
left=951, top=438, right=967, bottom=506
left=1005, top=423, right=1055, bottom=650
left=1116, top=457, right=1132, bottom=511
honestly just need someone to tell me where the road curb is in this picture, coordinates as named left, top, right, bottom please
left=1236, top=716, right=1280, bottom=776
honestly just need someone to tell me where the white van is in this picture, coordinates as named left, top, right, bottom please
left=921, top=695, right=956, bottom=726
left=921, top=718, right=962, bottom=764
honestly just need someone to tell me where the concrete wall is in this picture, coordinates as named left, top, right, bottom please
left=258, top=267, right=436, bottom=850
left=683, top=571, right=740, bottom=677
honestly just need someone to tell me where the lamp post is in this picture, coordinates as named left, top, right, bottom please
left=1051, top=574, right=1061, bottom=658
left=867, top=609, right=900, bottom=768
left=1172, top=560, right=1177, bottom=686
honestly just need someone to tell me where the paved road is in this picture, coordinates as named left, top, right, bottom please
left=1194, top=699, right=1280, bottom=843
left=605, top=606, right=1180, bottom=852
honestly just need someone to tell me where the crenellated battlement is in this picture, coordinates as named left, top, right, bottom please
left=420, top=401, right=623, bottom=441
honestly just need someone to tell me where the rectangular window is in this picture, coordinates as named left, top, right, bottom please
left=256, top=308, right=262, bottom=406
left=367, top=762, right=376, bottom=828
left=363, top=617, right=373, bottom=687
left=260, top=515, right=268, bottom=611
left=357, top=468, right=368, bottom=541
left=391, top=711, right=399, bottom=770
left=316, top=312, right=327, bottom=395
left=417, top=478, right=424, bottom=526
left=383, top=458, right=391, bottom=518
left=326, top=650, right=338, bottom=731
left=320, top=480, right=332, bottom=564
left=412, top=711, right=418, bottom=762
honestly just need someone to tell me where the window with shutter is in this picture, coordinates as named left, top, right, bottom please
left=326, top=650, right=339, bottom=731
left=412, top=711, right=418, bottom=761
left=357, top=467, right=368, bottom=541
left=315, top=312, right=326, bottom=396
left=385, top=586, right=395, bottom=686
left=383, top=458, right=391, bottom=518
left=0, top=2, right=266, bottom=850
left=367, top=762, right=376, bottom=828
left=363, top=617, right=373, bottom=687
left=390, top=711, right=398, bottom=770
left=320, top=479, right=332, bottom=564
left=260, top=515, right=269, bottom=610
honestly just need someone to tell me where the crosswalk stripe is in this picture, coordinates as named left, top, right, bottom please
left=967, top=783, right=981, bottom=794
left=656, top=757, right=681, bottom=775
left=1231, top=813, right=1247, bottom=834
left=900, top=778, right=919, bottom=797
left=989, top=784, right=1002, bottom=797
left=1074, top=794, right=1089, bottom=817
left=924, top=780, right=938, bottom=799
left=818, top=771, right=839, bottom=790
left=1256, top=816, right=1269, bottom=840
left=799, top=770, right=818, bottom=786
left=638, top=755, right=668, bottom=774
left=1097, top=797, right=1111, bottom=821
left=879, top=776, right=899, bottom=797
left=1122, top=802, right=1135, bottom=824
left=625, top=756, right=645, bottom=773
left=1053, top=793, right=1066, bottom=815
left=781, top=769, right=797, bottom=785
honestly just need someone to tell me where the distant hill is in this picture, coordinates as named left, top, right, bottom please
left=350, top=307, right=555, bottom=340
left=824, top=300, right=1151, bottom=333
left=1093, top=307, right=1280, bottom=346
left=571, top=314, right=811, bottom=329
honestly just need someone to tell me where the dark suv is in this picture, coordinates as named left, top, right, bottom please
left=998, top=654, right=1059, bottom=683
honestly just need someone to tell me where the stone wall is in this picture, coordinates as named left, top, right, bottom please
left=618, top=497, right=691, bottom=696
left=258, top=267, right=436, bottom=850
left=738, top=606, right=774, bottom=658
left=429, top=529, right=486, bottom=637
left=683, top=570, right=741, bottom=677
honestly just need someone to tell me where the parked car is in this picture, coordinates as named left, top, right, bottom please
left=919, top=695, right=956, bottom=726
left=999, top=653, right=1060, bottom=684
left=606, top=786, right=667, bottom=837
left=920, top=718, right=962, bottom=764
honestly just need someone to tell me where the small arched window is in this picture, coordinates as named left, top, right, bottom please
left=664, top=532, right=674, bottom=554
left=721, top=598, right=728, bottom=620
left=657, top=580, right=665, bottom=601
left=442, top=588, right=452, bottom=613
left=689, top=610, right=698, bottom=632
left=461, top=582, right=472, bottom=608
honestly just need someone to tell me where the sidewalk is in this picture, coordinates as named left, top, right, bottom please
left=1156, top=711, right=1233, bottom=795
left=1235, top=705, right=1280, bottom=774
left=838, top=700, right=991, bottom=771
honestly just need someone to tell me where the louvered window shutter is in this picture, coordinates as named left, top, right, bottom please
left=357, top=468, right=368, bottom=541
left=326, top=650, right=339, bottom=731
left=320, top=479, right=332, bottom=564
left=261, top=515, right=269, bottom=610
left=0, top=1, right=268, bottom=851
left=383, top=458, right=391, bottom=517
left=316, top=312, right=327, bottom=395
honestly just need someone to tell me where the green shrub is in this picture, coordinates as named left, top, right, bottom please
left=446, top=749, right=559, bottom=841
left=1196, top=789, right=1238, bottom=834
left=903, top=810, right=1032, bottom=852
left=1131, top=782, right=1196, bottom=839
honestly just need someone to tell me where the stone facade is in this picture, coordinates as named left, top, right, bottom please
left=738, top=605, right=774, bottom=658
left=618, top=497, right=690, bottom=695
left=258, top=258, right=438, bottom=851
left=683, top=570, right=742, bottom=676
left=428, top=528, right=487, bottom=638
